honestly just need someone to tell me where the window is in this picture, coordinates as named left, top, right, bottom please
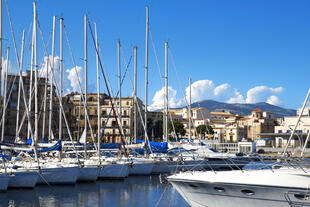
left=123, top=121, right=127, bottom=126
left=112, top=121, right=116, bottom=127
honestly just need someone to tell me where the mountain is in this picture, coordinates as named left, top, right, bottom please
left=188, top=100, right=296, bottom=118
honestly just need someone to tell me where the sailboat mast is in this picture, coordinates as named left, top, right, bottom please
left=133, top=46, right=137, bottom=143
left=95, top=22, right=100, bottom=159
left=27, top=15, right=35, bottom=141
left=144, top=6, right=149, bottom=142
left=49, top=16, right=56, bottom=141
left=165, top=42, right=168, bottom=142
left=59, top=17, right=63, bottom=141
left=84, top=15, right=88, bottom=158
left=118, top=39, right=122, bottom=142
left=1, top=47, right=9, bottom=142
left=188, top=77, right=191, bottom=140
left=0, top=0, right=2, bottom=108
left=15, top=30, right=25, bottom=140
left=34, top=1, right=38, bottom=144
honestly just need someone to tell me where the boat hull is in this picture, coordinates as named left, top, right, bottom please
left=0, top=173, right=9, bottom=191
left=99, top=163, right=129, bottom=179
left=8, top=170, right=38, bottom=188
left=152, top=160, right=176, bottom=174
left=170, top=179, right=310, bottom=207
left=78, top=165, right=100, bottom=182
left=129, top=162, right=154, bottom=175
left=37, top=166, right=79, bottom=185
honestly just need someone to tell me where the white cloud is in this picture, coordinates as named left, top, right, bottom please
left=185, top=80, right=214, bottom=103
left=267, top=95, right=282, bottom=105
left=66, top=66, right=84, bottom=93
left=227, top=89, right=245, bottom=103
left=149, top=86, right=183, bottom=111
left=245, top=86, right=283, bottom=104
left=150, top=80, right=284, bottom=110
left=38, top=56, right=84, bottom=95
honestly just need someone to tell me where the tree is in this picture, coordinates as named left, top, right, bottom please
left=147, top=119, right=163, bottom=140
left=168, top=120, right=186, bottom=138
left=196, top=124, right=214, bottom=139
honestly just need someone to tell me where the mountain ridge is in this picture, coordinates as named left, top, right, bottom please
left=178, top=99, right=296, bottom=118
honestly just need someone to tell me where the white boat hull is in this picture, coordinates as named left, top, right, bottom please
left=37, top=166, right=79, bottom=185
left=99, top=163, right=129, bottom=179
left=129, top=162, right=154, bottom=175
left=0, top=173, right=9, bottom=191
left=170, top=180, right=310, bottom=207
left=78, top=165, right=100, bottom=181
left=152, top=160, right=176, bottom=174
left=169, top=168, right=310, bottom=207
left=8, top=170, right=38, bottom=188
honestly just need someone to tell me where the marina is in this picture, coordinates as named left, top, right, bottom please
left=0, top=0, right=308, bottom=207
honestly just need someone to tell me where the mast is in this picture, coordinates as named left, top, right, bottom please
left=0, top=0, right=2, bottom=108
left=1, top=47, right=9, bottom=142
left=84, top=15, right=88, bottom=158
left=15, top=31, right=25, bottom=140
left=144, top=6, right=149, bottom=142
left=27, top=14, right=35, bottom=141
left=59, top=17, right=63, bottom=141
left=188, top=77, right=191, bottom=140
left=164, top=42, right=168, bottom=142
left=49, top=16, right=56, bottom=141
left=42, top=55, right=49, bottom=139
left=95, top=22, right=100, bottom=159
left=118, top=39, right=122, bottom=141
left=133, top=46, right=137, bottom=143
left=33, top=1, right=38, bottom=145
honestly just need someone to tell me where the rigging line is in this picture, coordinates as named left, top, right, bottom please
left=88, top=20, right=128, bottom=157
left=168, top=47, right=199, bottom=137
left=155, top=182, right=170, bottom=207
left=62, top=24, right=97, bottom=151
left=4, top=0, right=35, bottom=139
left=120, top=48, right=153, bottom=154
left=36, top=18, right=81, bottom=162
left=17, top=31, right=53, bottom=135
left=149, top=30, right=178, bottom=140
left=150, top=30, right=179, bottom=139
left=4, top=0, right=39, bottom=165
left=98, top=51, right=133, bottom=142
left=97, top=49, right=133, bottom=146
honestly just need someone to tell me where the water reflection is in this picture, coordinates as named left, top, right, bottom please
left=0, top=176, right=189, bottom=207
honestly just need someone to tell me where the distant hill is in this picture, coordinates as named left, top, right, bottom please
left=187, top=100, right=296, bottom=118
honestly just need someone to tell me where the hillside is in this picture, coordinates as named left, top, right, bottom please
left=189, top=100, right=296, bottom=118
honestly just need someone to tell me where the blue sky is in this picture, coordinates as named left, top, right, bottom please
left=2, top=0, right=310, bottom=110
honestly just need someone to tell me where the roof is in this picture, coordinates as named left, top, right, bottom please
left=211, top=111, right=234, bottom=116
left=253, top=108, right=263, bottom=113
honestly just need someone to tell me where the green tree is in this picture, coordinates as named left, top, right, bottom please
left=168, top=120, right=186, bottom=138
left=147, top=119, right=163, bottom=140
left=196, top=124, right=214, bottom=138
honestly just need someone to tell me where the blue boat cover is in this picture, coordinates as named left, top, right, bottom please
left=26, top=138, right=32, bottom=145
left=28, top=140, right=62, bottom=154
left=100, top=143, right=120, bottom=149
left=136, top=139, right=168, bottom=153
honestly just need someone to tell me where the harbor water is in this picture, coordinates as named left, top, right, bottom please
left=0, top=175, right=189, bottom=207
